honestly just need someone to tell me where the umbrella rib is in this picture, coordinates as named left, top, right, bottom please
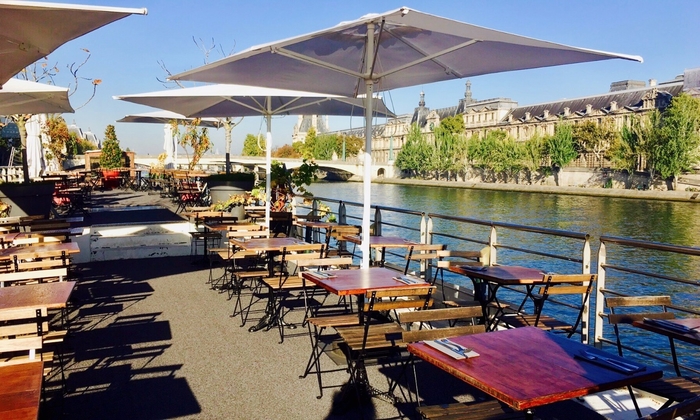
left=376, top=36, right=481, bottom=80
left=274, top=46, right=365, bottom=80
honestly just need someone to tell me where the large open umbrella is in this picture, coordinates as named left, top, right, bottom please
left=117, top=110, right=223, bottom=169
left=0, top=78, right=73, bottom=114
left=171, top=6, right=642, bottom=268
left=0, top=1, right=147, bottom=86
left=114, top=83, right=394, bottom=230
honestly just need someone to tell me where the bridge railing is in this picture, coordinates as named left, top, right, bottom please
left=594, top=236, right=700, bottom=374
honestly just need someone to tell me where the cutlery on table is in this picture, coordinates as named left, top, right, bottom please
left=576, top=350, right=643, bottom=374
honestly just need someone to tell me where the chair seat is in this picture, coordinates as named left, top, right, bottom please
left=635, top=376, right=700, bottom=402
left=501, top=313, right=573, bottom=331
left=417, top=399, right=523, bottom=419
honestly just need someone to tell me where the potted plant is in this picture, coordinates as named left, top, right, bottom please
left=99, top=124, right=123, bottom=189
left=211, top=191, right=254, bottom=221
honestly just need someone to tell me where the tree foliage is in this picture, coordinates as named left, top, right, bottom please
left=572, top=119, right=619, bottom=165
left=272, top=143, right=302, bottom=158
left=546, top=123, right=578, bottom=169
left=651, top=93, right=700, bottom=188
left=174, top=120, right=211, bottom=170
left=99, top=124, right=123, bottom=169
left=242, top=133, right=265, bottom=156
left=395, top=124, right=431, bottom=177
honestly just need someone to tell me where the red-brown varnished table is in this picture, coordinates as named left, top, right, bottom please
left=0, top=241, right=80, bottom=262
left=0, top=361, right=43, bottom=420
left=408, top=327, right=662, bottom=417
left=449, top=265, right=546, bottom=330
left=0, top=281, right=76, bottom=310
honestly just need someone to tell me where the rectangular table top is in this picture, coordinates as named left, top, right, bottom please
left=632, top=318, right=700, bottom=346
left=449, top=265, right=545, bottom=285
left=342, top=235, right=419, bottom=248
left=205, top=223, right=262, bottom=232
left=407, top=326, right=662, bottom=411
left=229, top=237, right=307, bottom=252
left=303, top=267, right=429, bottom=296
left=0, top=361, right=43, bottom=420
left=0, top=281, right=76, bottom=310
left=0, top=242, right=80, bottom=261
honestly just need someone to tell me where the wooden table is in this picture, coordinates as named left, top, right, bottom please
left=0, top=241, right=80, bottom=262
left=632, top=318, right=700, bottom=375
left=229, top=237, right=306, bottom=253
left=0, top=361, right=43, bottom=420
left=0, top=281, right=76, bottom=310
left=449, top=265, right=545, bottom=330
left=407, top=327, right=663, bottom=417
left=0, top=228, right=83, bottom=247
left=342, top=235, right=419, bottom=266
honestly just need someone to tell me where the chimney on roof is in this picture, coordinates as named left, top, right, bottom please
left=610, top=101, right=618, bottom=111
left=543, top=110, right=549, bottom=119
left=564, top=107, right=570, bottom=117
left=524, top=112, right=531, bottom=121
left=586, top=104, right=593, bottom=114
left=610, top=80, right=646, bottom=92
left=649, top=79, right=657, bottom=87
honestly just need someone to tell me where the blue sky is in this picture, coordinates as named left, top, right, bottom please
left=38, top=0, right=700, bottom=156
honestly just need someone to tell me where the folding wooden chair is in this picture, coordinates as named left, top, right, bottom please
left=606, top=295, right=700, bottom=412
left=501, top=273, right=595, bottom=337
left=336, top=286, right=435, bottom=406
left=403, top=244, right=447, bottom=284
left=324, top=224, right=360, bottom=258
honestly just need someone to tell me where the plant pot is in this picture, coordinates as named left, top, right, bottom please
left=0, top=181, right=55, bottom=218
left=102, top=169, right=120, bottom=190
left=229, top=205, right=246, bottom=222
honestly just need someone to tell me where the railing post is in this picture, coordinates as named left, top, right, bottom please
left=338, top=201, right=346, bottom=225
left=488, top=225, right=497, bottom=265
left=579, top=235, right=592, bottom=344
left=423, top=213, right=431, bottom=245
left=594, top=240, right=607, bottom=349
left=373, top=207, right=382, bottom=236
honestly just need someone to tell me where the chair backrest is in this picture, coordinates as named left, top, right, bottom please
left=363, top=286, right=435, bottom=314
left=277, top=243, right=325, bottom=280
left=0, top=307, right=47, bottom=363
left=403, top=243, right=447, bottom=282
left=605, top=295, right=674, bottom=356
left=637, top=394, right=700, bottom=420
left=269, top=211, right=293, bottom=237
left=533, top=273, right=596, bottom=333
left=13, top=251, right=69, bottom=272
left=0, top=267, right=68, bottom=287
left=227, top=228, right=269, bottom=240
left=400, top=306, right=485, bottom=343
left=296, top=256, right=353, bottom=274
left=437, top=247, right=490, bottom=269
left=324, top=225, right=361, bottom=256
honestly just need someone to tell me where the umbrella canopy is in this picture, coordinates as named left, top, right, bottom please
left=115, top=84, right=395, bottom=230
left=0, top=1, right=147, bottom=85
left=25, top=114, right=45, bottom=179
left=0, top=78, right=73, bottom=114
left=171, top=6, right=642, bottom=268
left=116, top=110, right=223, bottom=128
left=114, top=84, right=394, bottom=119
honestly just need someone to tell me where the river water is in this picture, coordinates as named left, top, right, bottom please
left=307, top=181, right=700, bottom=371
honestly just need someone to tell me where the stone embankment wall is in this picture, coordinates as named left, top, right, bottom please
left=379, top=168, right=700, bottom=203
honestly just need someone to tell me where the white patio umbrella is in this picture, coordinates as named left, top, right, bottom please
left=163, top=124, right=175, bottom=169
left=116, top=110, right=223, bottom=128
left=0, top=78, right=74, bottom=114
left=25, top=114, right=45, bottom=179
left=114, top=83, right=395, bottom=230
left=171, top=6, right=642, bottom=268
left=0, top=1, right=147, bottom=85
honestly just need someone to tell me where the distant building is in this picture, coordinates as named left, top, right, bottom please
left=291, top=68, right=697, bottom=166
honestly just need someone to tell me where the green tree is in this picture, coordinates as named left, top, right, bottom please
left=545, top=122, right=577, bottom=185
left=395, top=124, right=431, bottom=177
left=99, top=124, right=123, bottom=169
left=520, top=134, right=545, bottom=183
left=335, top=134, right=363, bottom=158
left=242, top=134, right=265, bottom=156
left=175, top=120, right=211, bottom=170
left=311, top=134, right=337, bottom=160
left=652, top=93, right=700, bottom=189
left=572, top=119, right=618, bottom=166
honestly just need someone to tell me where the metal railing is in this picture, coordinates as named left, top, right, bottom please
left=299, top=196, right=594, bottom=341
left=594, top=235, right=700, bottom=374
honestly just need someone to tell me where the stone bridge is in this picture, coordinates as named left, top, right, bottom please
left=131, top=155, right=395, bottom=180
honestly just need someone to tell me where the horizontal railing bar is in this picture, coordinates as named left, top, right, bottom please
left=601, top=263, right=700, bottom=286
left=431, top=213, right=589, bottom=240
left=431, top=232, right=487, bottom=246
left=601, top=235, right=700, bottom=256
left=495, top=244, right=584, bottom=264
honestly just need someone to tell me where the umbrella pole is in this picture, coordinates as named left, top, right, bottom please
left=265, top=101, right=272, bottom=234
left=360, top=23, right=375, bottom=269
